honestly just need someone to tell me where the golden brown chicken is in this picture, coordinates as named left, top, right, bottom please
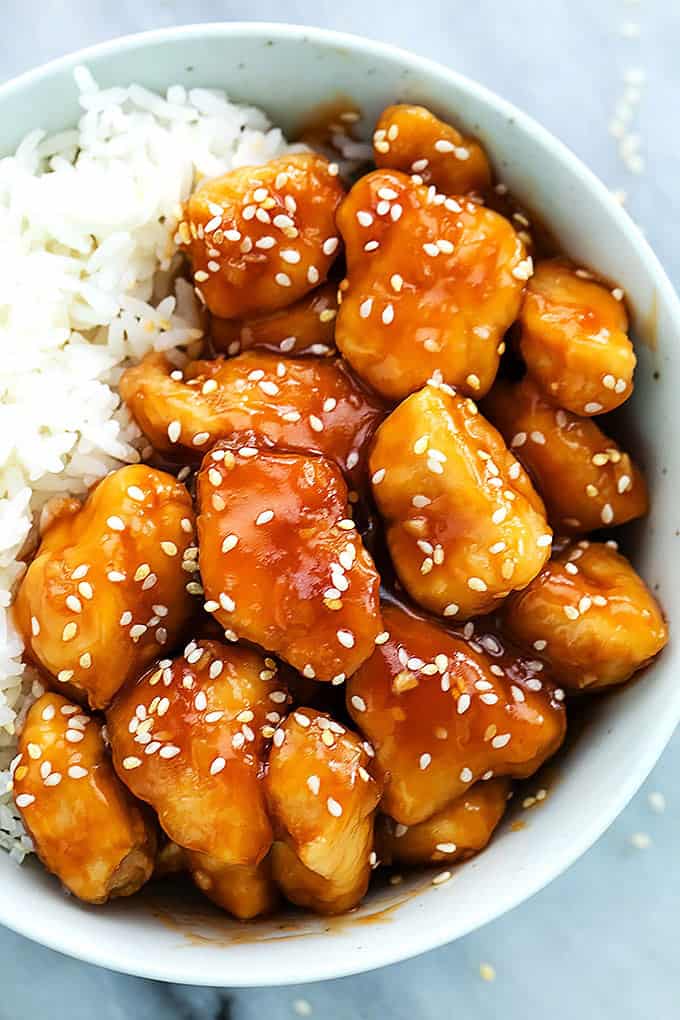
left=266, top=709, right=381, bottom=914
left=376, top=778, right=511, bottom=866
left=14, top=466, right=196, bottom=710
left=107, top=639, right=287, bottom=914
left=197, top=444, right=382, bottom=682
left=484, top=376, right=648, bottom=533
left=519, top=260, right=636, bottom=416
left=346, top=603, right=566, bottom=826
left=211, top=281, right=338, bottom=358
left=373, top=104, right=492, bottom=196
left=335, top=169, right=528, bottom=400
left=369, top=384, right=552, bottom=620
left=179, top=153, right=344, bottom=319
left=504, top=541, right=668, bottom=691
left=185, top=853, right=279, bottom=920
left=120, top=351, right=384, bottom=483
left=12, top=692, right=156, bottom=903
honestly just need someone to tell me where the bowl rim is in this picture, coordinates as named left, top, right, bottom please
left=1, top=19, right=678, bottom=986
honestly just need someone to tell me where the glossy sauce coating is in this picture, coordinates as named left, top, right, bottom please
left=346, top=603, right=566, bottom=826
left=519, top=260, right=636, bottom=416
left=197, top=445, right=382, bottom=682
left=14, top=466, right=196, bottom=710
left=107, top=640, right=287, bottom=865
left=504, top=541, right=668, bottom=690
left=185, top=852, right=279, bottom=920
left=373, top=104, right=492, bottom=196
left=179, top=153, right=345, bottom=318
left=369, top=385, right=552, bottom=620
left=335, top=169, right=529, bottom=400
left=211, top=281, right=338, bottom=358
left=484, top=376, right=648, bottom=533
left=13, top=693, right=156, bottom=903
left=266, top=709, right=380, bottom=914
left=120, top=351, right=384, bottom=483
left=376, top=777, right=510, bottom=866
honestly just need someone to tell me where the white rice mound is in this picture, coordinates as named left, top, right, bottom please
left=0, top=67, right=297, bottom=860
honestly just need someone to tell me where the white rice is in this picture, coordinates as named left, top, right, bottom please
left=0, top=67, right=296, bottom=859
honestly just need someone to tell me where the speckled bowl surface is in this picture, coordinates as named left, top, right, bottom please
left=0, top=22, right=677, bottom=987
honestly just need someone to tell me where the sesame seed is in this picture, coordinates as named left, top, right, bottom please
left=307, top=774, right=320, bottom=795
left=630, top=831, right=652, bottom=849
left=479, top=963, right=496, bottom=982
left=467, top=577, right=488, bottom=592
left=16, top=794, right=35, bottom=808
left=382, top=303, right=395, bottom=325
left=492, top=733, right=511, bottom=749
left=256, top=510, right=274, bottom=526
left=432, top=870, right=452, bottom=886
left=192, top=432, right=210, bottom=446
left=444, top=603, right=459, bottom=617
left=601, top=503, right=614, bottom=524
left=62, top=622, right=77, bottom=641
left=210, top=757, right=226, bottom=776
left=419, top=752, right=432, bottom=770
left=648, top=791, right=666, bottom=814
left=337, top=629, right=355, bottom=649
left=107, top=515, right=125, bottom=532
left=159, top=745, right=181, bottom=759
left=327, top=797, right=343, bottom=817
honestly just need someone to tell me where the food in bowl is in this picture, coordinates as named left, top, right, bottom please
left=1, top=70, right=668, bottom=921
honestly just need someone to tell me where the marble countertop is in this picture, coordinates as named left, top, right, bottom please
left=1, top=1, right=678, bottom=1016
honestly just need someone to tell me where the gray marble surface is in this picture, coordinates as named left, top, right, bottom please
left=1, top=0, right=679, bottom=1016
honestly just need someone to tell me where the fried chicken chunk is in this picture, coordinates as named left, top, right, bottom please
left=266, top=709, right=380, bottom=914
left=484, top=376, right=648, bottom=533
left=13, top=693, right=156, bottom=903
left=376, top=778, right=510, bottom=867
left=120, top=351, right=383, bottom=482
left=347, top=604, right=566, bottom=826
left=211, top=281, right=338, bottom=358
left=369, top=385, right=552, bottom=620
left=185, top=853, right=279, bottom=920
left=14, top=466, right=196, bottom=710
left=197, top=444, right=382, bottom=682
left=519, top=260, right=636, bottom=416
left=373, top=104, right=492, bottom=196
left=504, top=541, right=668, bottom=691
left=335, top=169, right=528, bottom=400
left=179, top=153, right=344, bottom=319
left=108, top=640, right=287, bottom=873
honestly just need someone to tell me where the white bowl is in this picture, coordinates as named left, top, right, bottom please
left=0, top=22, right=677, bottom=987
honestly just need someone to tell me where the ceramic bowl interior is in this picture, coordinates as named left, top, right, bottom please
left=0, top=22, right=677, bottom=987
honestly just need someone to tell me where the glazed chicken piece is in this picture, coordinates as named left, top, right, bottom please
left=120, top=351, right=384, bottom=483
left=376, top=778, right=511, bottom=867
left=346, top=603, right=566, bottom=825
left=108, top=639, right=288, bottom=919
left=335, top=168, right=529, bottom=401
left=14, top=466, right=196, bottom=710
left=504, top=541, right=668, bottom=691
left=185, top=853, right=279, bottom=920
left=179, top=153, right=344, bottom=319
left=197, top=444, right=382, bottom=682
left=211, top=281, right=338, bottom=358
left=266, top=709, right=381, bottom=914
left=484, top=376, right=648, bottom=533
left=373, top=104, right=492, bottom=196
left=369, top=384, right=552, bottom=620
left=12, top=692, right=156, bottom=904
left=519, top=260, right=636, bottom=416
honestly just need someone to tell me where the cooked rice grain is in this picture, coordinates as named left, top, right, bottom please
left=0, top=68, right=295, bottom=858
